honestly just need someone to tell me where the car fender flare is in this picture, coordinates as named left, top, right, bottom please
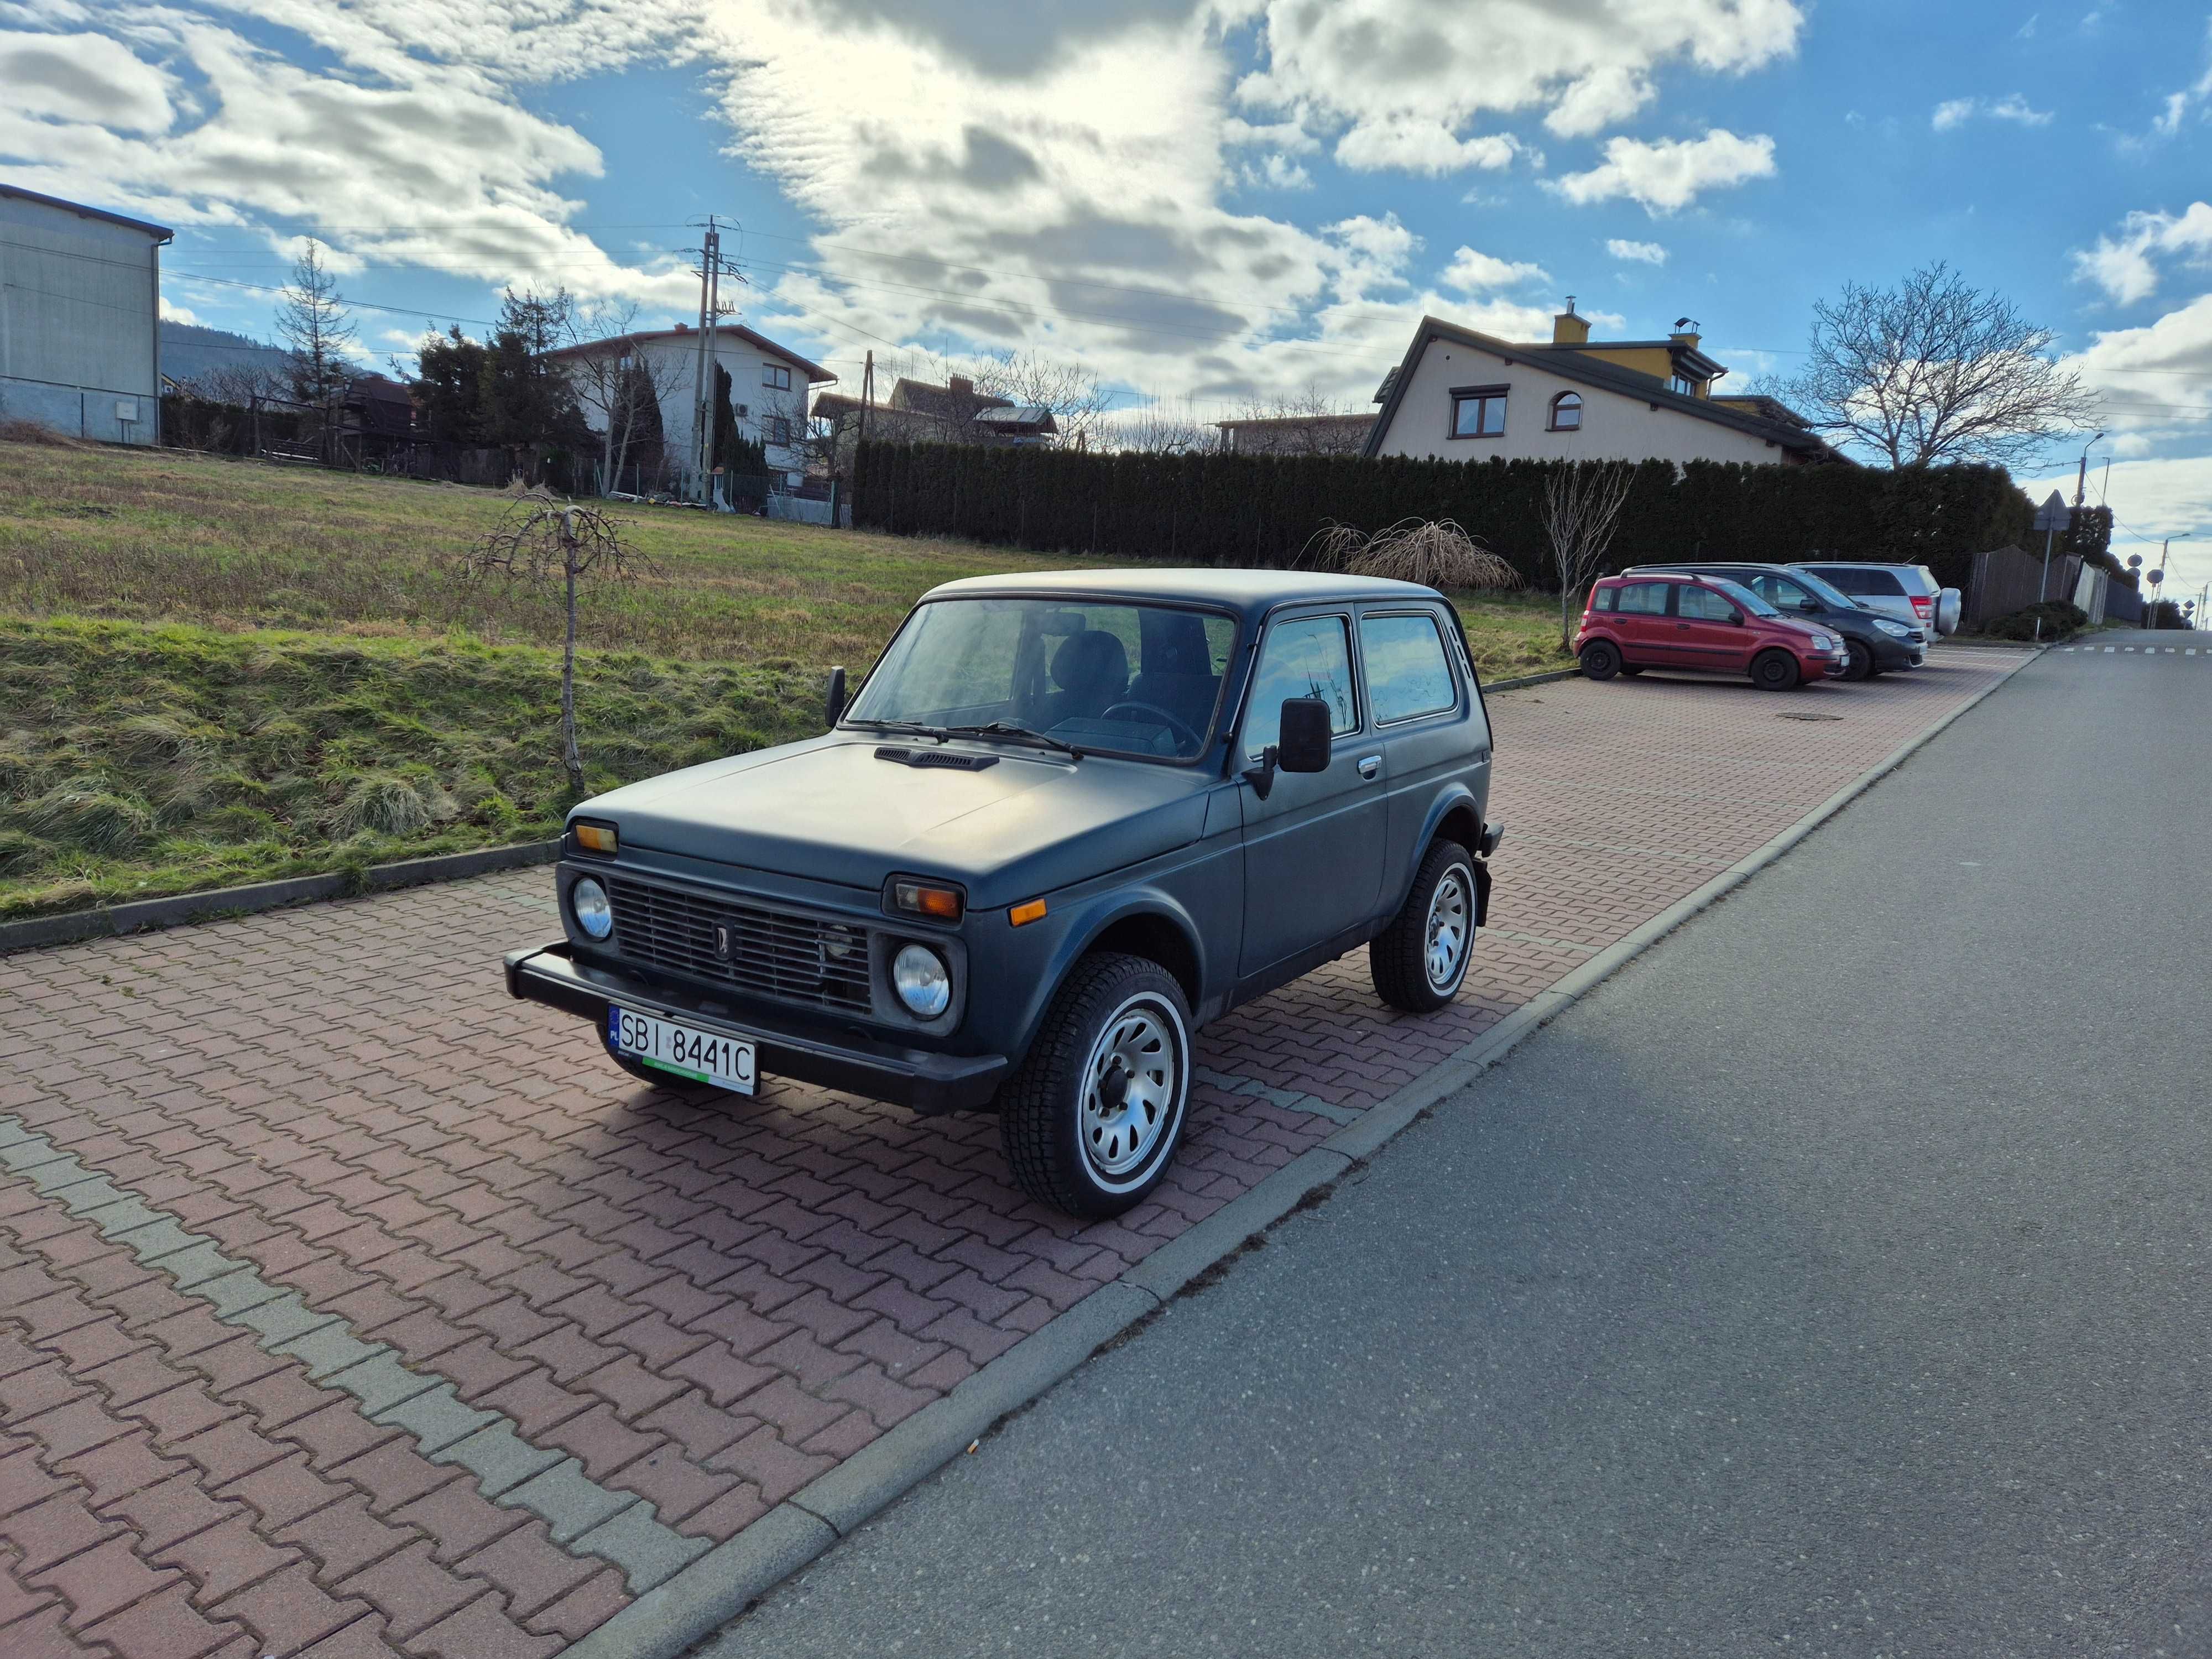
left=1005, top=891, right=1211, bottom=1073
left=1392, top=785, right=1488, bottom=917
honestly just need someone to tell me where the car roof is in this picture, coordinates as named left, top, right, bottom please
left=919, top=567, right=1445, bottom=619
left=1621, top=562, right=1790, bottom=574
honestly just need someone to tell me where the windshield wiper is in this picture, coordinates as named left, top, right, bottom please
left=842, top=718, right=952, bottom=742
left=942, top=722, right=1085, bottom=760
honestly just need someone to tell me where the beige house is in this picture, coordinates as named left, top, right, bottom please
left=1364, top=307, right=1840, bottom=467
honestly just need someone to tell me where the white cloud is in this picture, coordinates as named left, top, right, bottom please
left=2149, top=22, right=2212, bottom=137
left=157, top=295, right=199, bottom=325
left=1438, top=246, right=1549, bottom=293
left=1237, top=0, right=1803, bottom=167
left=1934, top=93, right=2054, bottom=130
left=2072, top=203, right=2212, bottom=304
left=1239, top=154, right=1312, bottom=191
left=0, top=30, right=174, bottom=134
left=1333, top=120, right=1517, bottom=177
left=1551, top=129, right=1777, bottom=213
left=1607, top=237, right=1668, bottom=264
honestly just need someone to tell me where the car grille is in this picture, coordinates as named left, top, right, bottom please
left=603, top=876, right=872, bottom=1014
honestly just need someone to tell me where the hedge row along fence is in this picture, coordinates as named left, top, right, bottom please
left=853, top=442, right=2091, bottom=594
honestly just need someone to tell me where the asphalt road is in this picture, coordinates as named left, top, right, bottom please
left=702, top=633, right=2212, bottom=1659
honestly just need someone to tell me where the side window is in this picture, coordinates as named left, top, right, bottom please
left=1677, top=587, right=1738, bottom=622
left=1859, top=568, right=1906, bottom=596
left=1592, top=585, right=1616, bottom=611
left=1819, top=567, right=1868, bottom=596
left=1614, top=582, right=1672, bottom=615
left=1451, top=388, right=1508, bottom=439
left=1548, top=392, right=1582, bottom=431
left=1244, top=615, right=1357, bottom=758
left=1752, top=574, right=1813, bottom=609
left=1360, top=613, right=1458, bottom=724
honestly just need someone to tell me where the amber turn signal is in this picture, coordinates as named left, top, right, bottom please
left=572, top=822, right=618, bottom=855
left=1009, top=898, right=1047, bottom=927
left=893, top=881, right=964, bottom=921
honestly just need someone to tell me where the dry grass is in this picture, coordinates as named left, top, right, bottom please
left=1299, top=517, right=1524, bottom=591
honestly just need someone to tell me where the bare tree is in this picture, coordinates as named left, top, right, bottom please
left=971, top=349, right=1115, bottom=450
left=1769, top=263, right=2101, bottom=468
left=459, top=491, right=653, bottom=795
left=1227, top=384, right=1374, bottom=456
left=1105, top=402, right=1209, bottom=455
left=1540, top=462, right=1639, bottom=649
left=274, top=241, right=356, bottom=458
left=559, top=301, right=687, bottom=495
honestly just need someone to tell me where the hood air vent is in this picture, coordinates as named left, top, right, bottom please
left=875, top=746, right=1000, bottom=771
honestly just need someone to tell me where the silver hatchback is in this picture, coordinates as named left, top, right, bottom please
left=1794, top=562, right=1962, bottom=640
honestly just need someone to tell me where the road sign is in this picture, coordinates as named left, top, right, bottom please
left=2031, top=491, right=2070, bottom=534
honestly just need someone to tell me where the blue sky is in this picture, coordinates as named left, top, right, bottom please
left=6, top=0, right=2209, bottom=595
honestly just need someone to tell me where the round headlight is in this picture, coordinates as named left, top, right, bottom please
left=572, top=877, right=614, bottom=941
left=891, top=943, right=951, bottom=1019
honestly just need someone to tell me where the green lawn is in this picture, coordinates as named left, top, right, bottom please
left=0, top=439, right=1569, bottom=917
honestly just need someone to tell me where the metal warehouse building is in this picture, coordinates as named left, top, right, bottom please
left=1, top=182, right=173, bottom=445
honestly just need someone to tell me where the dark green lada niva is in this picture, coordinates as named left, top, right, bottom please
left=505, top=569, right=1501, bottom=1218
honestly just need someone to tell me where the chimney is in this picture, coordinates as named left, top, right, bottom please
left=1670, top=317, right=1702, bottom=350
left=674, top=321, right=690, bottom=332
left=948, top=375, right=974, bottom=397
left=1552, top=299, right=1589, bottom=346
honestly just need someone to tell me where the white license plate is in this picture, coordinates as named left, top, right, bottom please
left=609, top=1006, right=756, bottom=1094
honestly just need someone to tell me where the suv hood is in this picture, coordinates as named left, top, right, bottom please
left=578, top=734, right=1214, bottom=901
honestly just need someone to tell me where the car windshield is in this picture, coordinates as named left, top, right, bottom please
left=1705, top=576, right=1780, bottom=617
left=844, top=597, right=1239, bottom=761
left=1785, top=567, right=1860, bottom=611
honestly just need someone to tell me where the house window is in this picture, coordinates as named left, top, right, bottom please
left=768, top=417, right=792, bottom=447
left=1449, top=386, right=1508, bottom=439
left=762, top=364, right=792, bottom=391
left=1667, top=374, right=1695, bottom=397
left=1548, top=392, right=1582, bottom=431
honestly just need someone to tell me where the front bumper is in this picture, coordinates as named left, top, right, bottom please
left=504, top=941, right=1008, bottom=1115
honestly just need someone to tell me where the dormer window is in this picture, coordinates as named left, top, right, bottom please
left=1668, top=374, right=1695, bottom=397
left=1548, top=392, right=1582, bottom=431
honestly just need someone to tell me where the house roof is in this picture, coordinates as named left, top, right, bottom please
left=1216, top=413, right=1375, bottom=432
left=974, top=405, right=1056, bottom=432
left=1361, top=316, right=1844, bottom=463
left=540, top=324, right=835, bottom=383
left=889, top=377, right=1012, bottom=419
left=0, top=182, right=173, bottom=242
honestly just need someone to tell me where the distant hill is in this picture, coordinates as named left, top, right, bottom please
left=160, top=323, right=293, bottom=390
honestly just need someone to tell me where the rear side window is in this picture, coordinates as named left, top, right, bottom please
left=1816, top=566, right=1869, bottom=595
left=1857, top=568, right=1906, bottom=596
left=1615, top=582, right=1672, bottom=615
left=1360, top=613, right=1458, bottom=724
left=1677, top=586, right=1739, bottom=622
left=1591, top=586, right=1617, bottom=611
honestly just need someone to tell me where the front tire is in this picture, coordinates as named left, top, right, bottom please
left=1370, top=840, right=1479, bottom=1013
left=1579, top=640, right=1621, bottom=681
left=1751, top=649, right=1802, bottom=692
left=999, top=954, right=1192, bottom=1219
left=1840, top=639, right=1874, bottom=681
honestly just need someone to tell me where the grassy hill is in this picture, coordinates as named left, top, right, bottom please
left=0, top=439, right=1566, bottom=918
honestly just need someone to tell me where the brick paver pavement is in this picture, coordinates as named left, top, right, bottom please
left=0, top=648, right=2028, bottom=1654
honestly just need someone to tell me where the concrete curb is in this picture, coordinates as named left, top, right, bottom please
left=0, top=839, right=563, bottom=957
left=1483, top=666, right=1579, bottom=693
left=577, top=650, right=2039, bottom=1657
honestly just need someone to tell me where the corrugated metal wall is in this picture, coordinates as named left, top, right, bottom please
left=0, top=192, right=163, bottom=444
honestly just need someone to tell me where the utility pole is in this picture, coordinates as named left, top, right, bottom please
left=2075, top=430, right=2105, bottom=509
left=684, top=216, right=747, bottom=507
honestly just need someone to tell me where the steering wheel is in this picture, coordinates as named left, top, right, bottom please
left=1100, top=701, right=1202, bottom=750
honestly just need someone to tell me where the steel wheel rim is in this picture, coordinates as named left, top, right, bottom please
left=1081, top=998, right=1181, bottom=1179
left=1425, top=867, right=1472, bottom=990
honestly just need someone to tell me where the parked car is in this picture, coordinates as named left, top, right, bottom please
left=504, top=571, right=1503, bottom=1218
left=1794, top=561, right=1962, bottom=638
left=1630, top=561, right=1926, bottom=679
left=1575, top=572, right=1848, bottom=691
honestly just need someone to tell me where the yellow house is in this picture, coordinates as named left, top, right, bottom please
left=1363, top=304, right=1844, bottom=468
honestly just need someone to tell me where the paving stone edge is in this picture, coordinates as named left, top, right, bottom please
left=569, top=650, right=2041, bottom=1658
left=0, top=839, right=564, bottom=956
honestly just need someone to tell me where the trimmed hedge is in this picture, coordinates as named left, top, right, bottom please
left=853, top=443, right=2036, bottom=592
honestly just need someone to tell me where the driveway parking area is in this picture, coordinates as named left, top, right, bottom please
left=0, top=647, right=2030, bottom=1657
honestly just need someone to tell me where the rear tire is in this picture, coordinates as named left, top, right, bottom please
left=1370, top=840, right=1479, bottom=1013
left=1579, top=640, right=1621, bottom=681
left=1751, top=650, right=1802, bottom=692
left=1840, top=639, right=1874, bottom=681
left=999, top=954, right=1192, bottom=1219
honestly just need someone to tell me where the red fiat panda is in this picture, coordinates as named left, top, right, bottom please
left=1574, top=573, right=1848, bottom=692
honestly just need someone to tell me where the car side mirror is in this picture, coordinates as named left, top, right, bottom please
left=825, top=665, right=847, bottom=727
left=1277, top=697, right=1333, bottom=773
left=1242, top=696, right=1333, bottom=801
left=1728, top=612, right=1745, bottom=625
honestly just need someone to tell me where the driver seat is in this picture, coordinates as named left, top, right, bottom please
left=1042, top=629, right=1129, bottom=727
left=1126, top=613, right=1219, bottom=737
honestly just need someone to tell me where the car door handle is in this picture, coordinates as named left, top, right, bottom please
left=1357, top=755, right=1381, bottom=780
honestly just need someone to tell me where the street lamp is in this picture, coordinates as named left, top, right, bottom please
left=2074, top=431, right=2105, bottom=508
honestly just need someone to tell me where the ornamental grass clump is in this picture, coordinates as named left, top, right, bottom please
left=1298, top=518, right=1522, bottom=591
